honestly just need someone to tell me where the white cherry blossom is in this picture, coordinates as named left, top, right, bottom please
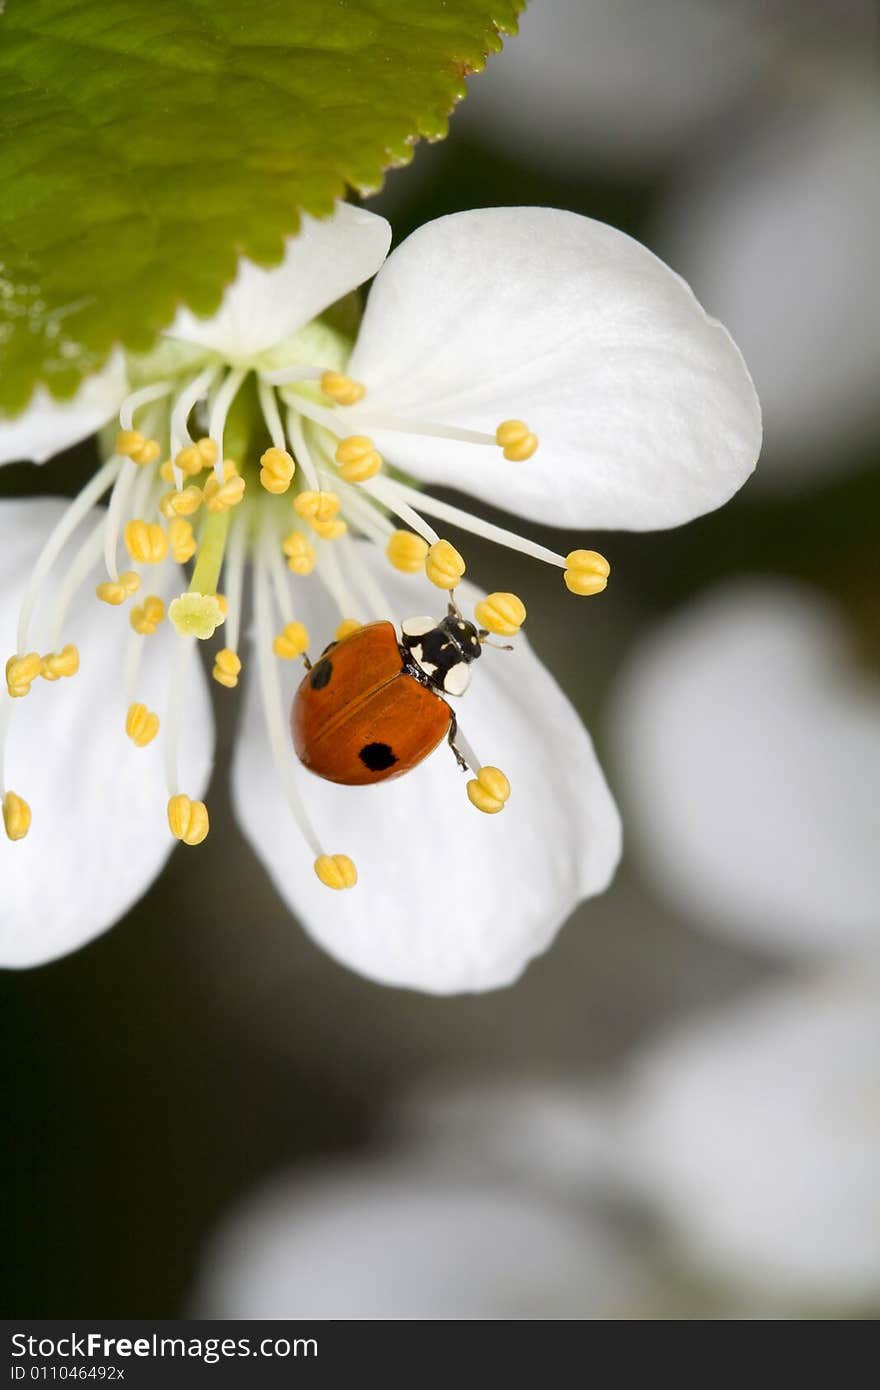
left=0, top=201, right=760, bottom=988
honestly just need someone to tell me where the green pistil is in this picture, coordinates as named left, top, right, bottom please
left=190, top=508, right=231, bottom=597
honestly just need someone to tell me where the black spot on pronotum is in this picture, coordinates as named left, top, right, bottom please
left=359, top=742, right=398, bottom=771
left=310, top=658, right=333, bottom=690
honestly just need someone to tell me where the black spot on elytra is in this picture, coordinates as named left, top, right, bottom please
left=359, top=742, right=397, bottom=771
left=309, top=658, right=333, bottom=690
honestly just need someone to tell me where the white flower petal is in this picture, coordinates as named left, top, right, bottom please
left=0, top=499, right=214, bottom=968
left=232, top=551, right=620, bottom=994
left=619, top=970, right=880, bottom=1302
left=0, top=352, right=127, bottom=467
left=348, top=207, right=761, bottom=530
left=609, top=580, right=880, bottom=954
left=168, top=203, right=391, bottom=361
left=195, top=1162, right=630, bottom=1318
left=658, top=97, right=880, bottom=479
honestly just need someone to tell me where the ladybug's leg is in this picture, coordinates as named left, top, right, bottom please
left=446, top=714, right=470, bottom=774
left=448, top=717, right=512, bottom=816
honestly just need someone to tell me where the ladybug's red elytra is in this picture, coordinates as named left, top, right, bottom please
left=291, top=602, right=504, bottom=789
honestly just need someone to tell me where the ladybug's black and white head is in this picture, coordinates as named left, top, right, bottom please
left=401, top=613, right=482, bottom=696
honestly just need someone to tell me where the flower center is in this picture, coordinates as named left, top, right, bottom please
left=1, top=331, right=610, bottom=892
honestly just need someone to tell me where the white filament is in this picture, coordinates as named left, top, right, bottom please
left=118, top=380, right=174, bottom=430
left=221, top=511, right=248, bottom=655
left=254, top=545, right=323, bottom=859
left=360, top=473, right=439, bottom=546
left=163, top=633, right=195, bottom=799
left=387, top=478, right=568, bottom=569
left=16, top=457, right=120, bottom=653
left=285, top=410, right=320, bottom=491
left=208, top=366, right=247, bottom=479
left=47, top=517, right=106, bottom=652
left=102, top=459, right=138, bottom=581
left=257, top=378, right=287, bottom=451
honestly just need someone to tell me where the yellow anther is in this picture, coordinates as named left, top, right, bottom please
left=116, top=430, right=161, bottom=466
left=5, top=652, right=43, bottom=698
left=168, top=517, right=198, bottom=564
left=314, top=853, right=358, bottom=890
left=212, top=647, right=241, bottom=689
left=159, top=459, right=175, bottom=483
left=173, top=445, right=202, bottom=478
left=466, top=766, right=511, bottom=814
left=124, top=520, right=168, bottom=565
left=40, top=644, right=80, bottom=682
left=196, top=437, right=218, bottom=467
left=125, top=702, right=160, bottom=747
left=321, top=371, right=366, bottom=406
left=335, top=435, right=382, bottom=482
left=116, top=429, right=142, bottom=457
left=96, top=570, right=141, bottom=606
left=167, top=793, right=209, bottom=847
left=425, top=538, right=466, bottom=590
left=168, top=592, right=225, bottom=641
left=130, top=594, right=165, bottom=636
left=386, top=529, right=429, bottom=574
left=2, top=790, right=31, bottom=841
left=474, top=592, right=527, bottom=637
left=293, top=490, right=341, bottom=523
left=496, top=419, right=538, bottom=462
left=272, top=621, right=310, bottom=660
left=335, top=618, right=361, bottom=641
left=203, top=459, right=245, bottom=513
left=159, top=485, right=202, bottom=519
left=309, top=516, right=348, bottom=541
left=563, top=549, right=611, bottom=596
left=283, top=532, right=317, bottom=576
left=259, top=446, right=295, bottom=495
left=216, top=593, right=229, bottom=617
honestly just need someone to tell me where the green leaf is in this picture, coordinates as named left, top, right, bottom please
left=0, top=0, right=522, bottom=414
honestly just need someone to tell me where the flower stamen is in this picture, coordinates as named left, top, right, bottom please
left=495, top=419, right=538, bottom=461
left=159, top=485, right=203, bottom=518
left=466, top=765, right=511, bottom=814
left=40, top=645, right=79, bottom=682
left=168, top=518, right=198, bottom=565
left=2, top=789, right=31, bottom=841
left=425, top=538, right=466, bottom=590
left=319, top=371, right=365, bottom=406
left=5, top=653, right=42, bottom=699
left=564, top=549, right=611, bottom=595
left=259, top=446, right=295, bottom=495
left=202, top=460, right=245, bottom=513
left=130, top=595, right=165, bottom=636
left=474, top=592, right=527, bottom=637
left=125, top=702, right=160, bottom=747
left=124, top=521, right=168, bottom=566
left=335, top=435, right=382, bottom=482
left=96, top=571, right=141, bottom=606
left=254, top=541, right=354, bottom=886
left=167, top=793, right=210, bottom=846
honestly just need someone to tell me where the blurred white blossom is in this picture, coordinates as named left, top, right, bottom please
left=617, top=969, right=880, bottom=1306
left=610, top=580, right=880, bottom=956
left=194, top=1160, right=634, bottom=1319
left=658, top=95, right=880, bottom=476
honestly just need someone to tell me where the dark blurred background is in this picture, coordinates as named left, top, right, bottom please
left=3, top=0, right=878, bottom=1317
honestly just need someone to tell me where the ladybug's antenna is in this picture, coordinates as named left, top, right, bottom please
left=447, top=593, right=464, bottom=621
left=478, top=630, right=514, bottom=652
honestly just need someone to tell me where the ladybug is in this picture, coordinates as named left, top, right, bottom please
left=291, top=604, right=488, bottom=785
